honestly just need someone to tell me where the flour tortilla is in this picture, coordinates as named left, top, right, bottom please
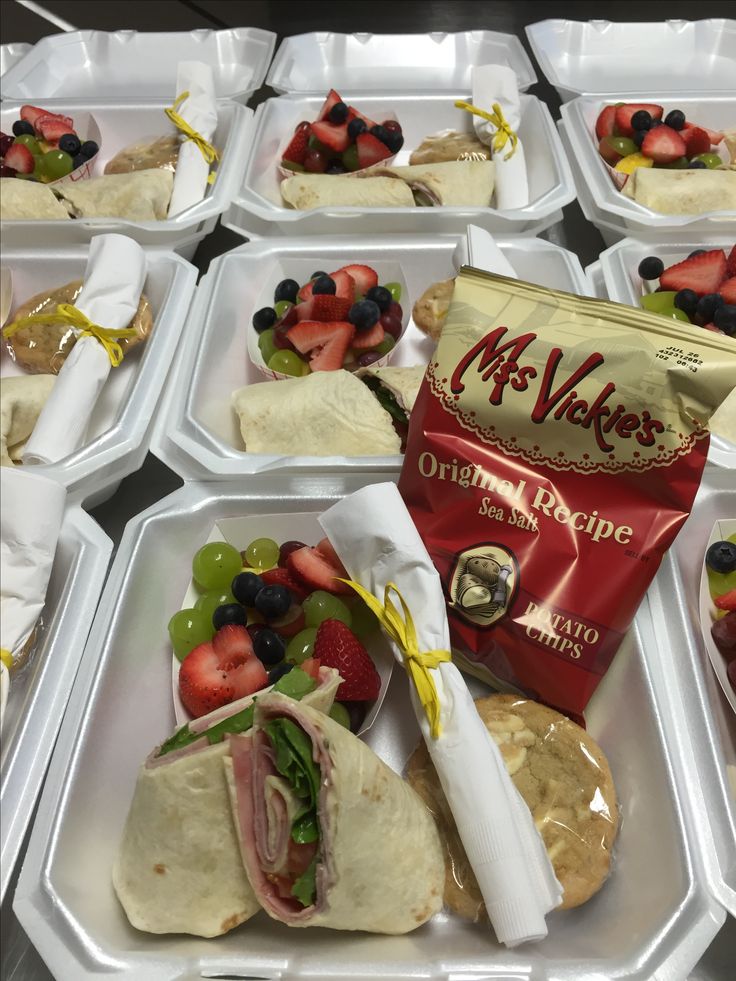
left=375, top=160, right=495, bottom=206
left=232, top=370, right=402, bottom=457
left=621, top=167, right=736, bottom=214
left=56, top=169, right=174, bottom=221
left=225, top=693, right=445, bottom=934
left=112, top=668, right=340, bottom=937
left=0, top=375, right=55, bottom=467
left=357, top=364, right=426, bottom=415
left=280, top=173, right=415, bottom=210
left=0, top=178, right=70, bottom=220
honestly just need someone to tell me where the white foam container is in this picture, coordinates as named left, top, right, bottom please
left=0, top=28, right=277, bottom=103
left=2, top=244, right=197, bottom=507
left=560, top=94, right=736, bottom=240
left=12, top=477, right=726, bottom=979
left=151, top=233, right=590, bottom=479
left=0, top=42, right=31, bottom=80
left=1, top=505, right=111, bottom=904
left=225, top=89, right=576, bottom=238
left=598, top=236, right=736, bottom=471
left=0, top=99, right=252, bottom=255
left=526, top=19, right=736, bottom=102
left=266, top=30, right=536, bottom=94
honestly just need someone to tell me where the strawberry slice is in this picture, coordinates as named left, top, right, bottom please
left=660, top=250, right=727, bottom=296
left=315, top=538, right=348, bottom=577
left=179, top=625, right=266, bottom=718
left=726, top=245, right=736, bottom=278
left=297, top=269, right=355, bottom=302
left=282, top=126, right=309, bottom=164
left=261, top=566, right=309, bottom=601
left=347, top=105, right=379, bottom=130
left=641, top=125, right=686, bottom=164
left=299, top=657, right=322, bottom=682
left=317, top=89, right=344, bottom=121
left=288, top=546, right=353, bottom=596
left=20, top=104, right=50, bottom=129
left=682, top=126, right=711, bottom=158
left=614, top=103, right=663, bottom=138
left=595, top=105, right=618, bottom=140
left=336, top=264, right=378, bottom=296
left=351, top=323, right=385, bottom=350
left=295, top=295, right=351, bottom=323
left=310, top=120, right=350, bottom=153
left=683, top=122, right=724, bottom=146
left=715, top=589, right=736, bottom=612
left=314, top=619, right=380, bottom=701
left=4, top=143, right=34, bottom=174
left=286, top=320, right=355, bottom=372
left=36, top=113, right=75, bottom=143
left=719, top=277, right=736, bottom=304
left=355, top=132, right=393, bottom=169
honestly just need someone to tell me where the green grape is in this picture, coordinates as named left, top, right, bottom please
left=691, top=152, right=723, bottom=169
left=195, top=588, right=237, bottom=627
left=268, top=350, right=307, bottom=376
left=168, top=608, right=213, bottom=662
left=383, top=282, right=402, bottom=302
left=662, top=157, right=688, bottom=169
left=13, top=134, right=40, bottom=154
left=258, top=328, right=278, bottom=365
left=244, top=537, right=280, bottom=570
left=328, top=703, right=351, bottom=729
left=303, top=590, right=352, bottom=628
left=282, top=160, right=305, bottom=173
left=349, top=598, right=379, bottom=639
left=342, top=145, right=359, bottom=171
left=192, top=541, right=243, bottom=591
left=274, top=300, right=293, bottom=318
left=373, top=334, right=395, bottom=356
left=285, top=627, right=318, bottom=664
left=608, top=136, right=638, bottom=157
left=640, top=291, right=678, bottom=313
left=661, top=307, right=690, bottom=323
left=42, top=149, right=74, bottom=180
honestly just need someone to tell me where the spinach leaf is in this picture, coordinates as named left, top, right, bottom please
left=361, top=376, right=408, bottom=425
left=156, top=723, right=196, bottom=757
left=291, top=810, right=319, bottom=844
left=291, top=856, right=317, bottom=909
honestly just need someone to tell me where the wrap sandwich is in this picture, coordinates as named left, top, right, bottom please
left=621, top=166, right=736, bottom=214
left=0, top=178, right=71, bottom=221
left=0, top=375, right=56, bottom=467
left=374, top=160, right=495, bottom=207
left=56, top=169, right=174, bottom=221
left=280, top=173, right=415, bottom=210
left=113, top=665, right=340, bottom=937
left=225, top=692, right=445, bottom=934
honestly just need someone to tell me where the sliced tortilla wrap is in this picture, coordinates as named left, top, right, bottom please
left=280, top=172, right=415, bottom=210
left=232, top=370, right=402, bottom=457
left=374, top=160, right=495, bottom=207
left=621, top=167, right=736, bottom=214
left=225, top=693, right=444, bottom=934
left=0, top=178, right=71, bottom=220
left=1, top=375, right=55, bottom=467
left=56, top=169, right=174, bottom=221
left=357, top=364, right=426, bottom=417
left=112, top=667, right=340, bottom=937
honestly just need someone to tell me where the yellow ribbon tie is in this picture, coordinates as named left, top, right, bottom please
left=166, top=90, right=220, bottom=184
left=341, top=579, right=451, bottom=739
left=2, top=303, right=138, bottom=368
left=0, top=648, right=13, bottom=670
left=455, top=100, right=519, bottom=160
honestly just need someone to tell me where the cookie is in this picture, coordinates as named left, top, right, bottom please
left=105, top=134, right=180, bottom=175
left=6, top=280, right=153, bottom=374
left=406, top=694, right=619, bottom=916
left=409, top=131, right=491, bottom=166
left=412, top=278, right=455, bottom=342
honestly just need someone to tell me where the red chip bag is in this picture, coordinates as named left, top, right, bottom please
left=399, top=269, right=736, bottom=720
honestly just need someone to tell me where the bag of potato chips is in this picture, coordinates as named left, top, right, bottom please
left=399, top=268, right=736, bottom=719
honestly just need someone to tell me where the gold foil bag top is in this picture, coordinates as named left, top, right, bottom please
left=428, top=267, right=736, bottom=475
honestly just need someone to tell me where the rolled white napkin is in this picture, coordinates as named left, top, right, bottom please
left=320, top=483, right=562, bottom=946
left=471, top=65, right=529, bottom=211
left=22, top=234, right=146, bottom=466
left=167, top=61, right=218, bottom=217
left=453, top=224, right=519, bottom=278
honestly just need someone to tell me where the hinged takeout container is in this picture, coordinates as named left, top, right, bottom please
left=1, top=505, right=111, bottom=904
left=0, top=42, right=31, bottom=80
left=0, top=28, right=277, bottom=103
left=12, top=477, right=726, bottom=979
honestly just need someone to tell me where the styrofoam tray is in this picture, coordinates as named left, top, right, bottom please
left=0, top=42, right=31, bottom=79
left=647, top=468, right=736, bottom=916
left=1, top=28, right=277, bottom=102
left=1, top=244, right=197, bottom=505
left=152, top=233, right=590, bottom=479
left=12, top=478, right=725, bottom=980
left=225, top=90, right=576, bottom=238
left=266, top=30, right=536, bottom=94
left=0, top=99, right=252, bottom=253
left=1, top=505, right=111, bottom=904
left=560, top=94, right=736, bottom=237
left=598, top=236, right=736, bottom=470
left=526, top=19, right=736, bottom=102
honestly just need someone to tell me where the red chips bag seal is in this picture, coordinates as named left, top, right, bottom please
left=399, top=268, right=736, bottom=720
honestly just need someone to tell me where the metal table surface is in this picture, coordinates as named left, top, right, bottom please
left=1, top=1, right=734, bottom=978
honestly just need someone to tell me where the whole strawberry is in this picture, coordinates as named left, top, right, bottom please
left=314, top=619, right=380, bottom=701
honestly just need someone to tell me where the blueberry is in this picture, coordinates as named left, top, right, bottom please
left=58, top=133, right=81, bottom=156
left=254, top=628, right=287, bottom=666
left=631, top=110, right=652, bottom=132
left=348, top=299, right=381, bottom=331
left=326, top=161, right=347, bottom=174
left=312, top=275, right=336, bottom=296
left=268, top=662, right=294, bottom=685
left=310, top=270, right=328, bottom=280
left=365, top=286, right=392, bottom=313
left=212, top=603, right=248, bottom=631
left=706, top=540, right=736, bottom=574
left=664, top=109, right=686, bottom=131
left=252, top=306, right=278, bottom=333
left=688, top=250, right=707, bottom=258
left=632, top=130, right=646, bottom=149
left=255, top=584, right=292, bottom=621
left=72, top=154, right=86, bottom=169
left=696, top=293, right=724, bottom=323
left=347, top=117, right=367, bottom=141
left=274, top=278, right=299, bottom=304
left=649, top=119, right=663, bottom=129
left=232, top=571, right=264, bottom=606
left=638, top=256, right=665, bottom=280
left=689, top=160, right=707, bottom=169
left=79, top=139, right=99, bottom=159
left=713, top=303, right=736, bottom=336
left=369, top=124, right=390, bottom=146
left=12, top=119, right=34, bottom=137
left=328, top=101, right=349, bottom=124
left=383, top=130, right=404, bottom=154
left=673, top=289, right=699, bottom=318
